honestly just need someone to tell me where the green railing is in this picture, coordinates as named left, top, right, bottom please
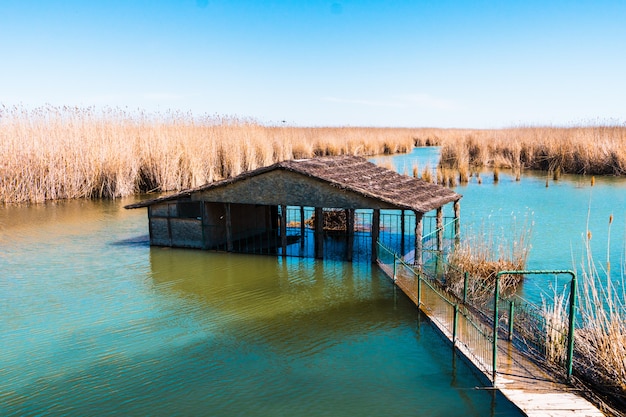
left=377, top=242, right=494, bottom=378
left=378, top=242, right=578, bottom=385
left=494, top=270, right=577, bottom=381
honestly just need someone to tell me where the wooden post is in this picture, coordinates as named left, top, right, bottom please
left=454, top=199, right=461, bottom=242
left=147, top=206, right=154, bottom=245
left=167, top=204, right=174, bottom=246
left=314, top=207, right=324, bottom=259
left=400, top=210, right=406, bottom=256
left=414, top=211, right=423, bottom=268
left=300, top=206, right=305, bottom=248
left=436, top=207, right=443, bottom=252
left=280, top=204, right=287, bottom=257
left=224, top=203, right=233, bottom=252
left=201, top=201, right=207, bottom=249
left=269, top=205, right=279, bottom=254
left=346, top=208, right=355, bottom=262
left=371, top=209, right=380, bottom=263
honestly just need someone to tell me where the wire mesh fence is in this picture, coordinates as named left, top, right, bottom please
left=377, top=242, right=495, bottom=378
left=424, top=250, right=575, bottom=380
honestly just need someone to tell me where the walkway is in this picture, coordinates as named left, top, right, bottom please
left=378, top=262, right=604, bottom=417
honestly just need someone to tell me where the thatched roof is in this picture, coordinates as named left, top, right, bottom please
left=125, top=155, right=461, bottom=213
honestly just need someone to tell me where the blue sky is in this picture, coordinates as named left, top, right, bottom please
left=1, top=0, right=625, bottom=127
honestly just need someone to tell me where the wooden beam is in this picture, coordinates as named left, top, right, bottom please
left=224, top=203, right=233, bottom=252
left=400, top=210, right=406, bottom=256
left=148, top=206, right=155, bottom=245
left=371, top=209, right=380, bottom=263
left=201, top=202, right=207, bottom=249
left=414, top=211, right=423, bottom=268
left=280, top=204, right=287, bottom=257
left=454, top=199, right=461, bottom=242
left=269, top=205, right=279, bottom=254
left=167, top=203, right=173, bottom=246
left=436, top=207, right=443, bottom=252
left=314, top=207, right=324, bottom=259
left=300, top=206, right=305, bottom=248
left=346, top=208, right=355, bottom=262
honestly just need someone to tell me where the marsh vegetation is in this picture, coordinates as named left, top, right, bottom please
left=0, top=105, right=416, bottom=203
left=2, top=105, right=625, bottom=204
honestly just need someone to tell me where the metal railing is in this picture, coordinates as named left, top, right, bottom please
left=377, top=242, right=578, bottom=384
left=377, top=242, right=494, bottom=378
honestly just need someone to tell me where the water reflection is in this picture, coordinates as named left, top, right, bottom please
left=0, top=196, right=523, bottom=416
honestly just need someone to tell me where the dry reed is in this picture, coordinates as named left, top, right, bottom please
left=3, top=105, right=625, bottom=204
left=433, top=125, right=626, bottom=176
left=572, top=214, right=626, bottom=410
left=445, top=219, right=533, bottom=305
left=0, top=105, right=418, bottom=203
left=540, top=283, right=569, bottom=364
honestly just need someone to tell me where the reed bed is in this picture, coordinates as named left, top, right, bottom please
left=445, top=220, right=532, bottom=305
left=0, top=105, right=416, bottom=203
left=572, top=216, right=626, bottom=412
left=3, top=105, right=625, bottom=203
left=430, top=126, right=626, bottom=176
left=538, top=215, right=626, bottom=414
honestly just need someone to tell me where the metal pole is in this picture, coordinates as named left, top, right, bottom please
left=567, top=273, right=577, bottom=381
left=417, top=273, right=422, bottom=308
left=393, top=252, right=397, bottom=282
left=453, top=304, right=459, bottom=347
left=492, top=274, right=500, bottom=384
left=508, top=300, right=515, bottom=342
left=463, top=272, right=469, bottom=304
left=496, top=270, right=577, bottom=381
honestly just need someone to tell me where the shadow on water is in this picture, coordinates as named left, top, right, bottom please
left=109, top=234, right=150, bottom=247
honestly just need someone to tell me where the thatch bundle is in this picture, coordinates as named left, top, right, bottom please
left=305, top=209, right=350, bottom=232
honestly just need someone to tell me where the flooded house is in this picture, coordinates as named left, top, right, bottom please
left=126, top=155, right=461, bottom=263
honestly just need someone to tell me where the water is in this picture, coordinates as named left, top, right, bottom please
left=375, top=148, right=626, bottom=302
left=0, top=198, right=521, bottom=416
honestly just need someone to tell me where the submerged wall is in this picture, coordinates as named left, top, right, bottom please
left=147, top=200, right=275, bottom=250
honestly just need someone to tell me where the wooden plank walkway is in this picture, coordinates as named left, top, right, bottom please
left=378, top=262, right=605, bottom=417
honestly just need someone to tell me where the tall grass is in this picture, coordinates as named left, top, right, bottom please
left=3, top=105, right=624, bottom=203
left=0, top=105, right=416, bottom=203
left=573, top=215, right=626, bottom=410
left=432, top=126, right=626, bottom=176
left=538, top=214, right=626, bottom=413
left=445, top=219, right=533, bottom=305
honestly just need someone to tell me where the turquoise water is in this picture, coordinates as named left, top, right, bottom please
left=374, top=148, right=626, bottom=301
left=0, top=198, right=521, bottom=416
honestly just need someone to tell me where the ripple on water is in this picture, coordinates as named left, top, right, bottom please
left=0, top=200, right=523, bottom=417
